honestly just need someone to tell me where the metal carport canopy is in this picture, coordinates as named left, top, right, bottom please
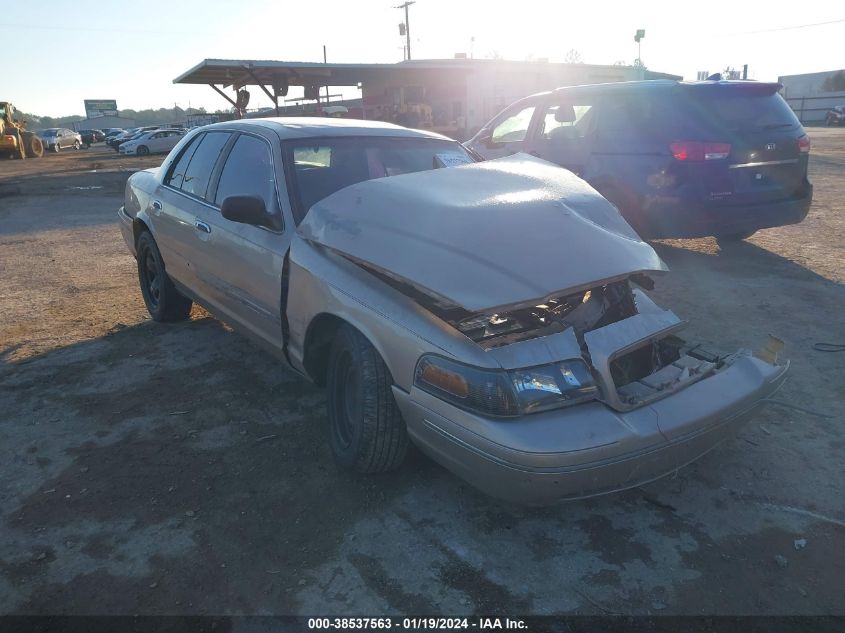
left=173, top=58, right=471, bottom=90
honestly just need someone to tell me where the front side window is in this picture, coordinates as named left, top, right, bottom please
left=180, top=132, right=231, bottom=199
left=286, top=136, right=475, bottom=222
left=214, top=134, right=277, bottom=211
left=490, top=105, right=536, bottom=144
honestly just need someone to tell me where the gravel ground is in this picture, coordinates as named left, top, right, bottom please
left=0, top=136, right=843, bottom=616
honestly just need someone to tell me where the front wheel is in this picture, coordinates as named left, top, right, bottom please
left=136, top=231, right=193, bottom=322
left=73, top=140, right=81, bottom=150
left=326, top=324, right=409, bottom=473
left=136, top=145, right=150, bottom=156
left=53, top=143, right=60, bottom=153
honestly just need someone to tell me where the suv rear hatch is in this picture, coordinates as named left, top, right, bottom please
left=668, top=82, right=810, bottom=207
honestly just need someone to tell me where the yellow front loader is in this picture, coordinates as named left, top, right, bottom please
left=0, top=102, right=44, bottom=159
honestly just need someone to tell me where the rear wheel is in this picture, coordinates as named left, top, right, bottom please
left=716, top=230, right=756, bottom=242
left=136, top=231, right=193, bottom=322
left=326, top=324, right=409, bottom=473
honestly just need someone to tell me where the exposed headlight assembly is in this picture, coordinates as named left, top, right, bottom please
left=414, top=355, right=598, bottom=417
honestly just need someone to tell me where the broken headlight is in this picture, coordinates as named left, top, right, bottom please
left=414, top=355, right=598, bottom=418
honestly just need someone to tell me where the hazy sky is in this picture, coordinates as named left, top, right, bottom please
left=9, top=0, right=844, bottom=116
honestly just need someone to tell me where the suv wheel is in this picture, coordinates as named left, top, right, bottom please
left=716, top=230, right=757, bottom=242
left=136, top=231, right=193, bottom=322
left=326, top=324, right=409, bottom=473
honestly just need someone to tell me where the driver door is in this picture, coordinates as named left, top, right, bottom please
left=468, top=100, right=540, bottom=159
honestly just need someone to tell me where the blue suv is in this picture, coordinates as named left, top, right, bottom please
left=466, top=80, right=812, bottom=241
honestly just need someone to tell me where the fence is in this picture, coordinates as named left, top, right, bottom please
left=784, top=91, right=845, bottom=124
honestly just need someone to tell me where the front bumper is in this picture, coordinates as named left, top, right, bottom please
left=638, top=186, right=813, bottom=239
left=394, top=354, right=787, bottom=505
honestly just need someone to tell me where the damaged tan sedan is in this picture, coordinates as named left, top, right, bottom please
left=118, top=118, right=788, bottom=505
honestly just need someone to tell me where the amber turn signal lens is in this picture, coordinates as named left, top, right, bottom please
left=419, top=363, right=470, bottom=398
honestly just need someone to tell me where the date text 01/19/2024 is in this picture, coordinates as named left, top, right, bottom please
left=307, top=618, right=528, bottom=630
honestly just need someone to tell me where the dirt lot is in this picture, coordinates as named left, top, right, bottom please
left=1, top=137, right=843, bottom=616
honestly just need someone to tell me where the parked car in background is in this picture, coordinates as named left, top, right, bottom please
left=466, top=80, right=812, bottom=241
left=117, top=118, right=788, bottom=504
left=38, top=128, right=82, bottom=152
left=826, top=105, right=845, bottom=126
left=79, top=129, right=105, bottom=147
left=102, top=127, right=124, bottom=136
left=119, top=129, right=184, bottom=155
left=107, top=126, right=161, bottom=150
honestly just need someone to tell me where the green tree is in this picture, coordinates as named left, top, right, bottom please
left=821, top=70, right=845, bottom=92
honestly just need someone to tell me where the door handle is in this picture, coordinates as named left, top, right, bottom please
left=195, top=221, right=211, bottom=234
left=151, top=200, right=163, bottom=214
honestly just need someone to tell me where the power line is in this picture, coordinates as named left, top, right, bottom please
left=729, top=17, right=845, bottom=35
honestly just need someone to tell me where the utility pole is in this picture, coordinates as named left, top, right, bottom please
left=395, top=1, right=415, bottom=60
left=323, top=45, right=330, bottom=102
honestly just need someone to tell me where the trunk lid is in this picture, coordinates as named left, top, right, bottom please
left=297, top=155, right=666, bottom=313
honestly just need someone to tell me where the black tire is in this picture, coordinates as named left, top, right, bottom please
left=73, top=140, right=81, bottom=150
left=136, top=231, right=193, bottom=322
left=53, top=142, right=60, bottom=153
left=22, top=132, right=44, bottom=158
left=716, top=230, right=756, bottom=242
left=326, top=324, right=409, bottom=473
left=137, top=145, right=150, bottom=156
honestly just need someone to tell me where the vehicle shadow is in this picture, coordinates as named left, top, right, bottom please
left=0, top=316, right=442, bottom=614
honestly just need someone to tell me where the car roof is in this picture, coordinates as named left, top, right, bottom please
left=511, top=79, right=783, bottom=101
left=198, top=116, right=452, bottom=141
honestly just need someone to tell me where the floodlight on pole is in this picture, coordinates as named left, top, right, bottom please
left=634, top=29, right=645, bottom=66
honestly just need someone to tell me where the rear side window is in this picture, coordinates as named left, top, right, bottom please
left=214, top=134, right=277, bottom=211
left=596, top=95, right=676, bottom=142
left=180, top=132, right=231, bottom=199
left=165, top=133, right=201, bottom=189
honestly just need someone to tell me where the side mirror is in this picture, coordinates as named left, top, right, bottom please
left=221, top=195, right=280, bottom=231
left=478, top=130, right=495, bottom=147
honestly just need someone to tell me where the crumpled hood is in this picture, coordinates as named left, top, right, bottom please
left=297, top=154, right=667, bottom=313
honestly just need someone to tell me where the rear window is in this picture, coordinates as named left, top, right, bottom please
left=678, top=90, right=800, bottom=132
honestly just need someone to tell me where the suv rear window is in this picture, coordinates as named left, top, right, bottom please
left=679, top=90, right=800, bottom=132
left=699, top=93, right=798, bottom=130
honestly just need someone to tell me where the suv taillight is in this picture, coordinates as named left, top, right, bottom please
left=798, top=134, right=811, bottom=154
left=670, top=141, right=731, bottom=161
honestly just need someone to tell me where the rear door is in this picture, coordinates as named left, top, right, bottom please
left=152, top=130, right=231, bottom=295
